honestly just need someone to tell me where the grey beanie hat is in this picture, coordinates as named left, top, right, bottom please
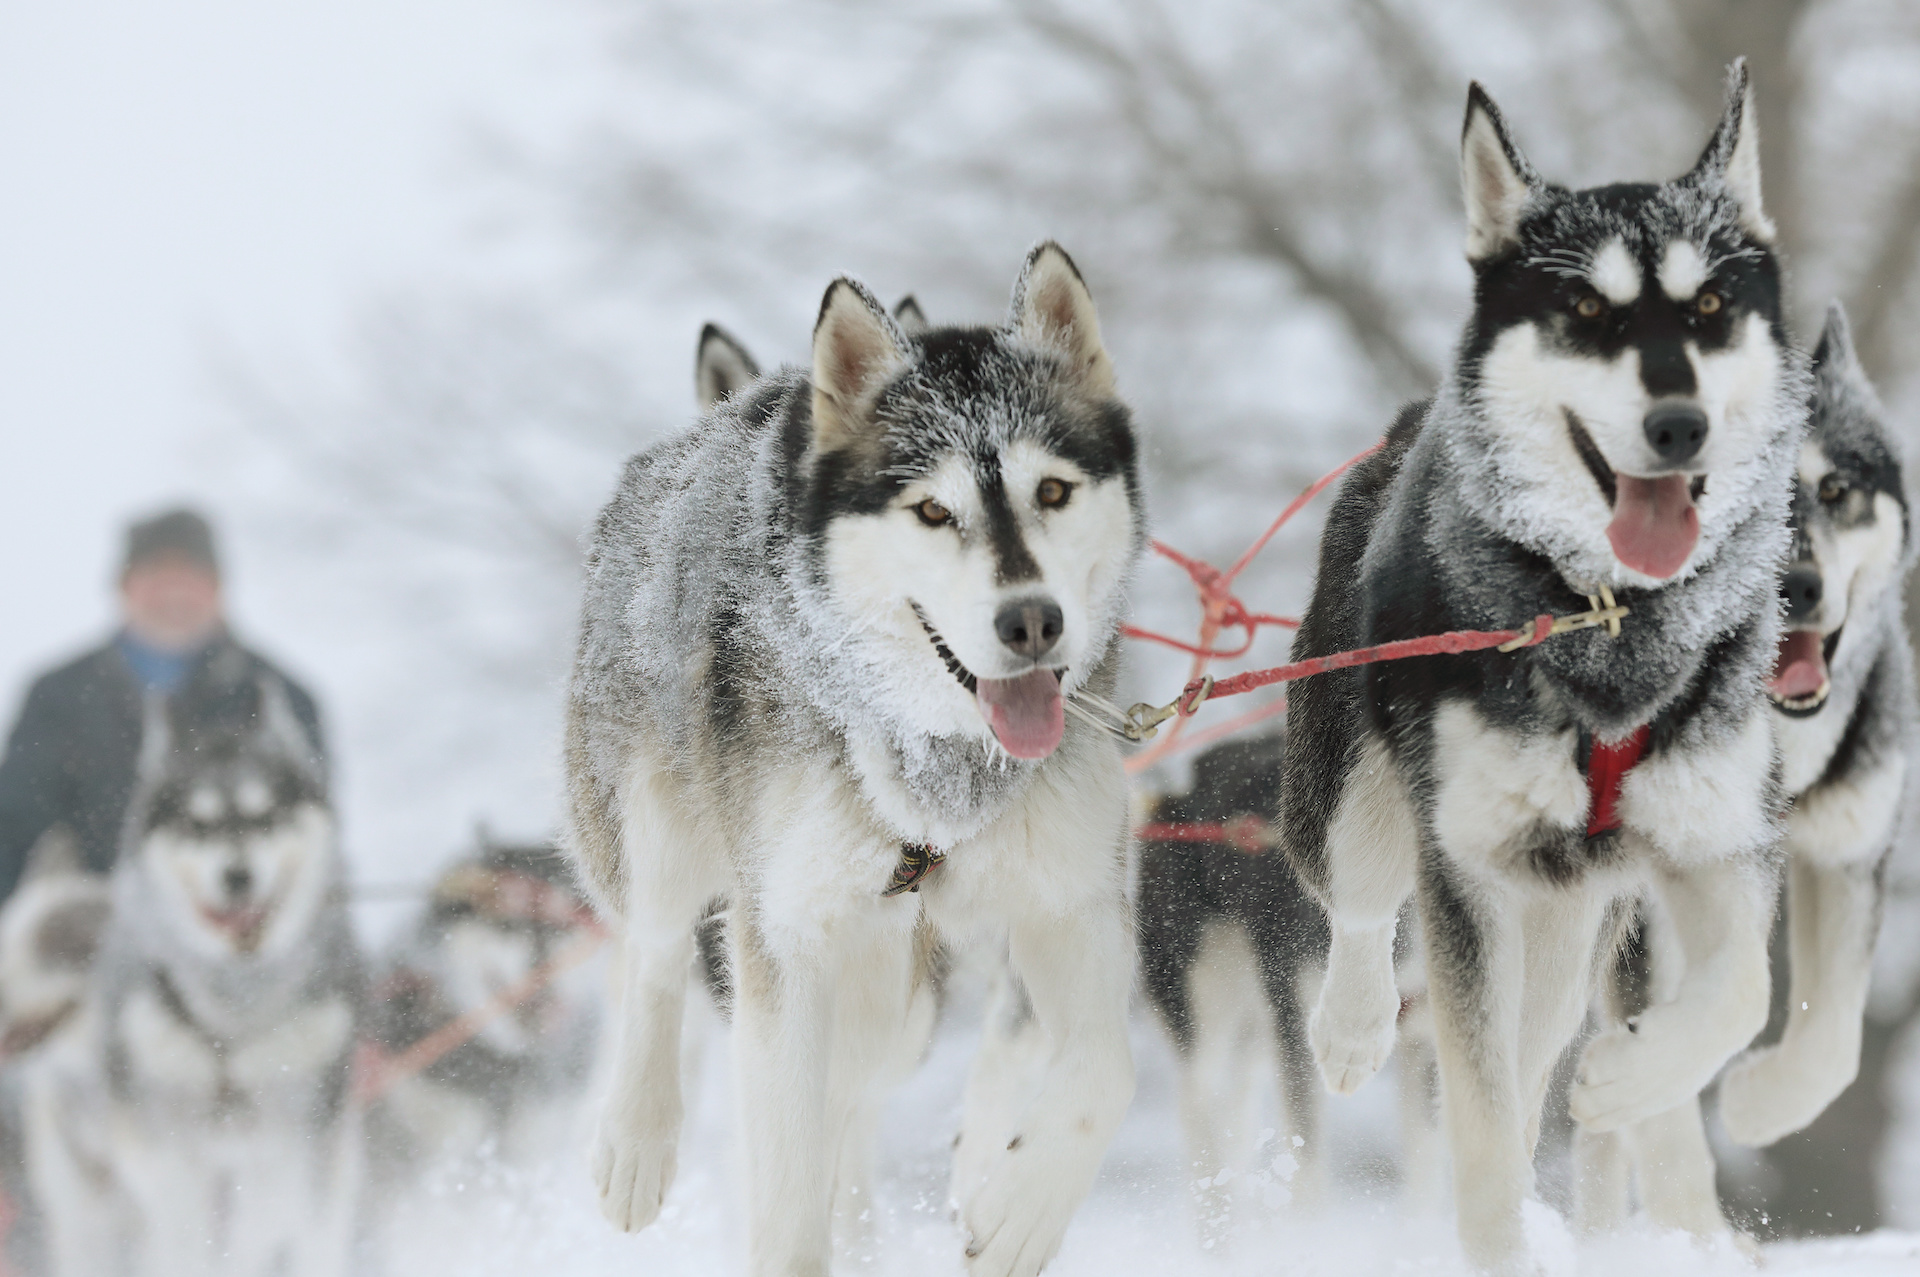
left=123, top=507, right=219, bottom=576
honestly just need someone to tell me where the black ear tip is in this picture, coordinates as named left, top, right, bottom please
left=699, top=321, right=724, bottom=343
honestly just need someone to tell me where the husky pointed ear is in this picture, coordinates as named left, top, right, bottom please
left=892, top=295, right=929, bottom=335
left=1812, top=301, right=1860, bottom=376
left=811, top=278, right=908, bottom=452
left=1688, top=59, right=1772, bottom=242
left=1461, top=83, right=1539, bottom=263
left=695, top=323, right=760, bottom=411
left=1010, top=242, right=1114, bottom=396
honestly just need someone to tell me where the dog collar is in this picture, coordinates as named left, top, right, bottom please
left=1584, top=725, right=1650, bottom=839
left=882, top=843, right=946, bottom=896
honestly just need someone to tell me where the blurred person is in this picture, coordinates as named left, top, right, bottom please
left=0, top=508, right=325, bottom=907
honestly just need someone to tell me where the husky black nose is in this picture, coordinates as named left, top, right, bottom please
left=1643, top=403, right=1709, bottom=466
left=994, top=597, right=1064, bottom=661
left=223, top=865, right=253, bottom=898
left=1781, top=564, right=1823, bottom=622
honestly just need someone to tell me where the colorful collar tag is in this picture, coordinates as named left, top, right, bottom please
left=882, top=843, right=946, bottom=897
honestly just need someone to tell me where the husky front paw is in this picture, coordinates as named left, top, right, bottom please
left=1309, top=975, right=1398, bottom=1095
left=1718, top=1041, right=1853, bottom=1148
left=1568, top=1025, right=1703, bottom=1133
left=961, top=1136, right=1096, bottom=1277
left=590, top=1108, right=680, bottom=1232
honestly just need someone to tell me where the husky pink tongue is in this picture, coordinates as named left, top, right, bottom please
left=975, top=669, right=1065, bottom=760
left=1769, top=630, right=1828, bottom=700
left=1607, top=474, right=1699, bottom=579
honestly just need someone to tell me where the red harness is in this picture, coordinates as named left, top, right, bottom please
left=1584, top=725, right=1650, bottom=839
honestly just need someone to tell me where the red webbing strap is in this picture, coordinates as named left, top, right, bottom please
left=1585, top=725, right=1650, bottom=838
left=1177, top=615, right=1555, bottom=712
left=1136, top=816, right=1271, bottom=853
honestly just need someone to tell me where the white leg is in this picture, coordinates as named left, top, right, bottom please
left=1175, top=922, right=1265, bottom=1242
left=1719, top=854, right=1880, bottom=1145
left=1311, top=733, right=1419, bottom=1095
left=1628, top=1100, right=1730, bottom=1238
left=1396, top=1006, right=1447, bottom=1214
left=732, top=918, right=836, bottom=1277
left=960, top=898, right=1134, bottom=1277
left=1569, top=858, right=1772, bottom=1133
left=1515, top=891, right=1615, bottom=1158
left=589, top=772, right=722, bottom=1233
left=826, top=920, right=921, bottom=1261
left=950, top=955, right=1045, bottom=1219
left=1572, top=1125, right=1630, bottom=1236
left=1421, top=868, right=1533, bottom=1275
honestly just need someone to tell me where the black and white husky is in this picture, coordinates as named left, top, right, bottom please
left=1581, top=302, right=1915, bottom=1236
left=1137, top=734, right=1441, bottom=1238
left=567, top=244, right=1142, bottom=1276
left=22, top=665, right=362, bottom=1277
left=1282, top=64, right=1804, bottom=1271
left=366, top=838, right=603, bottom=1167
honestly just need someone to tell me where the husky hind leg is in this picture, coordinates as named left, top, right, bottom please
left=1719, top=853, right=1882, bottom=1145
left=588, top=762, right=726, bottom=1233
left=1173, top=921, right=1270, bottom=1240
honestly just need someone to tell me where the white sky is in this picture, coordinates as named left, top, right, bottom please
left=0, top=0, right=599, bottom=714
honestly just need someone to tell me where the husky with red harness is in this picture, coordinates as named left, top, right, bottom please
left=1281, top=63, right=1804, bottom=1272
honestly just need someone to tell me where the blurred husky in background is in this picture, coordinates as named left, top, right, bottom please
left=1581, top=302, right=1916, bottom=1238
left=1284, top=64, right=1804, bottom=1271
left=1136, top=732, right=1441, bottom=1240
left=365, top=837, right=603, bottom=1170
left=22, top=660, right=362, bottom=1277
left=568, top=243, right=1142, bottom=1277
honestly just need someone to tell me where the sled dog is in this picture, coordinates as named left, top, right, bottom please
left=1578, top=302, right=1916, bottom=1237
left=1137, top=733, right=1442, bottom=1237
left=23, top=663, right=363, bottom=1277
left=366, top=837, right=603, bottom=1167
left=568, top=244, right=1142, bottom=1276
left=1282, top=64, right=1803, bottom=1270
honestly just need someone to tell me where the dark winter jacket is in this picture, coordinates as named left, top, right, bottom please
left=0, top=633, right=325, bottom=906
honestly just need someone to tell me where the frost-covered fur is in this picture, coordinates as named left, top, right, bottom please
left=567, top=243, right=1142, bottom=1277
left=21, top=665, right=362, bottom=1277
left=1282, top=64, right=1802, bottom=1273
left=1586, top=302, right=1917, bottom=1237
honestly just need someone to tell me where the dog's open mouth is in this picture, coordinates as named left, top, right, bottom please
left=1768, top=627, right=1839, bottom=717
left=1565, top=410, right=1702, bottom=580
left=913, top=604, right=1066, bottom=760
left=199, top=904, right=271, bottom=951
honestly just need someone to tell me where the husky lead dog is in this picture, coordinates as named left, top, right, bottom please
left=366, top=838, right=603, bottom=1167
left=1580, top=302, right=1916, bottom=1236
left=24, top=668, right=362, bottom=1277
left=1282, top=64, right=1803, bottom=1270
left=569, top=244, right=1141, bottom=1276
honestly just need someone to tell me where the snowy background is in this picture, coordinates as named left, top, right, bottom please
left=5, top=0, right=1920, bottom=1267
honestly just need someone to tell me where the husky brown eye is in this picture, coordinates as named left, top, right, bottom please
left=1036, top=477, right=1072, bottom=508
left=1575, top=296, right=1605, bottom=319
left=914, top=498, right=951, bottom=526
left=1697, top=291, right=1723, bottom=315
left=1818, top=474, right=1848, bottom=504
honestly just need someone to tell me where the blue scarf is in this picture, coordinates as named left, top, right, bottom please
left=116, top=632, right=208, bottom=695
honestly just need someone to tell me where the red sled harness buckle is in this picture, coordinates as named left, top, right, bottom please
left=1584, top=724, right=1650, bottom=840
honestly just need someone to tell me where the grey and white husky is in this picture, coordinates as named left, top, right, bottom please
left=1581, top=302, right=1916, bottom=1237
left=23, top=663, right=362, bottom=1277
left=1281, top=64, right=1804, bottom=1271
left=567, top=244, right=1142, bottom=1276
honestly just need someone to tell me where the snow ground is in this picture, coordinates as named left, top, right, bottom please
left=379, top=966, right=1919, bottom=1277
